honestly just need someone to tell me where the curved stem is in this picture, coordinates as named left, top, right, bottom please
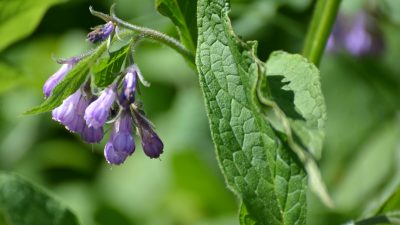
left=302, top=0, right=342, bottom=66
left=89, top=6, right=195, bottom=65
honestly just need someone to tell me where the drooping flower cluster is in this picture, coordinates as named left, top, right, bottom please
left=327, top=11, right=384, bottom=56
left=44, top=21, right=163, bottom=165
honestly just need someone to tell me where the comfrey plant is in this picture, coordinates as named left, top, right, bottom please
left=22, top=1, right=400, bottom=225
left=41, top=19, right=163, bottom=165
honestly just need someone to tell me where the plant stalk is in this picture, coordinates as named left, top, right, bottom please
left=302, top=0, right=342, bottom=66
left=89, top=6, right=195, bottom=66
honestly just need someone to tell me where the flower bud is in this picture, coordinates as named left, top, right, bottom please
left=43, top=58, right=78, bottom=98
left=118, top=65, right=138, bottom=107
left=135, top=112, right=163, bottom=159
left=87, top=21, right=115, bottom=43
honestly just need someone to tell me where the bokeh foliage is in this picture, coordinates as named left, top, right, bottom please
left=0, top=0, right=400, bottom=224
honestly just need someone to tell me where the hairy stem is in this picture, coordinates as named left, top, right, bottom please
left=89, top=6, right=195, bottom=66
left=302, top=0, right=342, bottom=66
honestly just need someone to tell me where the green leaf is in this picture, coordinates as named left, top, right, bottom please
left=265, top=51, right=326, bottom=159
left=239, top=204, right=256, bottom=225
left=0, top=172, right=79, bottom=225
left=24, top=43, right=107, bottom=115
left=0, top=61, right=25, bottom=94
left=0, top=0, right=63, bottom=52
left=156, top=0, right=197, bottom=53
left=196, top=1, right=307, bottom=224
left=259, top=52, right=332, bottom=207
left=346, top=211, right=400, bottom=225
left=92, top=43, right=130, bottom=88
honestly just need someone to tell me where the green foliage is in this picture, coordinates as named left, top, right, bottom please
left=156, top=0, right=197, bottom=53
left=196, top=0, right=307, bottom=224
left=24, top=43, right=107, bottom=115
left=0, top=61, right=24, bottom=94
left=261, top=51, right=331, bottom=208
left=0, top=0, right=63, bottom=52
left=0, top=172, right=79, bottom=225
left=92, top=43, right=131, bottom=88
left=265, top=51, right=326, bottom=159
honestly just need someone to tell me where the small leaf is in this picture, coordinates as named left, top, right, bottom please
left=265, top=51, right=327, bottom=159
left=24, top=43, right=107, bottom=115
left=0, top=0, right=63, bottom=52
left=156, top=0, right=197, bottom=53
left=0, top=172, right=79, bottom=225
left=92, top=43, right=130, bottom=88
left=259, top=51, right=332, bottom=207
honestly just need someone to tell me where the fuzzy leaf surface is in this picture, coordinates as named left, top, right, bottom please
left=0, top=172, right=79, bottom=225
left=196, top=0, right=307, bottom=224
left=92, top=43, right=130, bottom=88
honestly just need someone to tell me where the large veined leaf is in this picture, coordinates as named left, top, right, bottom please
left=156, top=0, right=197, bottom=53
left=0, top=172, right=79, bottom=225
left=0, top=0, right=63, bottom=52
left=196, top=0, right=307, bottom=224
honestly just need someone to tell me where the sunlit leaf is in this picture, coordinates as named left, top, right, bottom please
left=0, top=0, right=63, bottom=51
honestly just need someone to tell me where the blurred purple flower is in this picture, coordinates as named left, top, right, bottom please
left=104, top=110, right=135, bottom=165
left=327, top=11, right=384, bottom=56
left=43, top=58, right=79, bottom=98
left=84, top=85, right=116, bottom=128
left=87, top=21, right=115, bottom=43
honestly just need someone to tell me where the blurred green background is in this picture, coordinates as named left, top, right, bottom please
left=0, top=0, right=400, bottom=225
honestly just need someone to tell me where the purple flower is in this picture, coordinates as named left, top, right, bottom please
left=118, top=65, right=138, bottom=107
left=134, top=111, right=163, bottom=159
left=344, top=12, right=383, bottom=56
left=104, top=142, right=127, bottom=165
left=81, top=125, right=104, bottom=143
left=52, top=89, right=87, bottom=133
left=87, top=21, right=115, bottom=43
left=327, top=12, right=384, bottom=56
left=104, top=110, right=135, bottom=165
left=84, top=85, right=116, bottom=128
left=43, top=58, right=78, bottom=98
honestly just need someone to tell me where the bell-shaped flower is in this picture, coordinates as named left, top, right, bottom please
left=52, top=89, right=87, bottom=133
left=81, top=125, right=104, bottom=143
left=84, top=85, right=116, bottom=128
left=104, top=110, right=135, bottom=165
left=43, top=58, right=79, bottom=98
left=87, top=21, right=115, bottom=43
